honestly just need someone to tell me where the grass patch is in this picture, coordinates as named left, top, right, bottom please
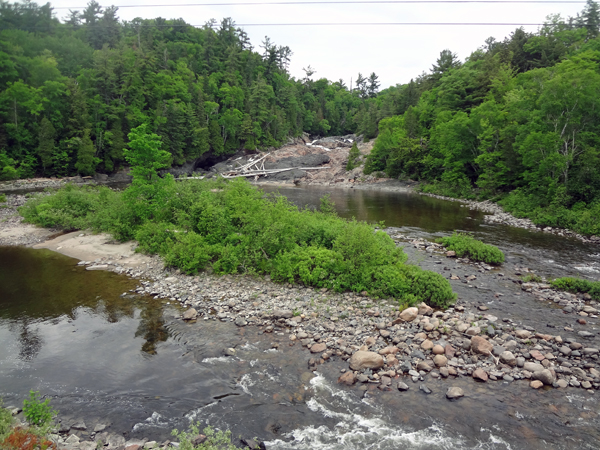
left=0, top=194, right=6, bottom=203
left=521, top=274, right=542, bottom=283
left=172, top=423, right=237, bottom=450
left=437, top=232, right=504, bottom=265
left=550, top=277, right=600, bottom=301
left=20, top=179, right=456, bottom=309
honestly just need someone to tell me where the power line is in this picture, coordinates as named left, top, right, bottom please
left=53, top=0, right=586, bottom=9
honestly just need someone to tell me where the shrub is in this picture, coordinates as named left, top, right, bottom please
left=346, top=142, right=360, bottom=171
left=19, top=178, right=458, bottom=309
left=550, top=278, right=600, bottom=301
left=172, top=424, right=237, bottom=450
left=437, top=232, right=504, bottom=265
left=0, top=401, right=15, bottom=444
left=0, top=194, right=6, bottom=203
left=22, top=391, right=55, bottom=428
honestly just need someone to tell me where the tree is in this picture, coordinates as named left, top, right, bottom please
left=37, top=117, right=56, bottom=173
left=367, top=73, right=380, bottom=98
left=431, top=49, right=461, bottom=83
left=74, top=129, right=97, bottom=176
left=582, top=0, right=600, bottom=38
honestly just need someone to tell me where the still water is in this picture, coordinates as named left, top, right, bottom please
left=1, top=186, right=599, bottom=449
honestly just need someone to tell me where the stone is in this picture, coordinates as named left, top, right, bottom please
left=421, top=340, right=434, bottom=351
left=433, top=354, right=448, bottom=367
left=473, top=368, right=488, bottom=382
left=530, top=380, right=543, bottom=389
left=310, top=343, right=327, bottom=353
left=439, top=367, right=450, bottom=378
left=379, top=346, right=399, bottom=355
left=523, top=362, right=544, bottom=373
left=499, top=351, right=517, bottom=367
left=86, top=264, right=108, bottom=271
left=349, top=351, right=385, bottom=370
left=419, top=384, right=432, bottom=394
left=397, top=382, right=409, bottom=391
left=417, top=302, right=433, bottom=316
left=234, top=317, right=247, bottom=327
left=470, top=336, right=493, bottom=356
left=556, top=379, right=568, bottom=388
left=533, top=369, right=555, bottom=385
left=94, top=424, right=107, bottom=433
left=446, top=387, right=464, bottom=399
left=581, top=381, right=592, bottom=389
left=446, top=251, right=456, bottom=257
left=444, top=344, right=456, bottom=358
left=182, top=308, right=198, bottom=320
left=582, top=305, right=598, bottom=314
left=143, top=442, right=157, bottom=449
left=338, top=371, right=356, bottom=386
left=71, top=420, right=86, bottom=430
left=515, top=330, right=531, bottom=339
left=529, top=350, right=545, bottom=361
left=273, top=309, right=293, bottom=319
left=399, top=307, right=418, bottom=322
left=417, top=361, right=433, bottom=372
left=559, top=346, right=572, bottom=356
left=432, top=345, right=445, bottom=355
left=465, top=327, right=481, bottom=336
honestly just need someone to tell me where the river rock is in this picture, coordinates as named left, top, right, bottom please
left=530, top=380, right=544, bottom=389
left=338, top=371, right=356, bottom=386
left=273, top=309, right=293, bottom=319
left=471, top=336, right=493, bottom=356
left=473, top=368, right=488, bottom=382
left=446, top=387, right=464, bottom=399
left=86, top=264, right=108, bottom=271
left=533, top=369, right=555, bottom=385
left=523, top=362, right=544, bottom=372
left=421, top=339, right=434, bottom=350
left=515, top=330, right=531, bottom=339
left=432, top=345, right=445, bottom=355
left=397, top=381, right=409, bottom=391
left=433, top=355, right=448, bottom=367
left=183, top=308, right=198, bottom=320
left=349, top=351, right=384, bottom=370
left=419, top=384, right=432, bottom=394
left=310, top=343, right=327, bottom=353
left=500, top=351, right=517, bottom=366
left=418, top=302, right=433, bottom=316
left=234, top=317, right=248, bottom=327
left=399, top=307, right=418, bottom=322
left=417, top=361, right=433, bottom=372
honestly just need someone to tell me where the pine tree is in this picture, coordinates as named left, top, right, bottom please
left=346, top=142, right=360, bottom=171
left=582, top=0, right=600, bottom=38
left=75, top=129, right=97, bottom=176
left=37, top=117, right=56, bottom=174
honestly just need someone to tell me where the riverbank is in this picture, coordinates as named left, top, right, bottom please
left=2, top=185, right=600, bottom=448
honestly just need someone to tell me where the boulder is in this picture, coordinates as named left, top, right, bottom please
left=533, top=369, right=555, bottom=385
left=349, top=351, right=384, bottom=370
left=399, top=307, right=418, bottom=322
left=417, top=302, right=433, bottom=316
left=470, top=336, right=493, bottom=356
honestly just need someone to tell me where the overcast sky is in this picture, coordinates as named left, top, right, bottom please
left=50, top=0, right=585, bottom=88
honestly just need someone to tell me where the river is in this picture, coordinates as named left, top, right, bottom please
left=0, top=186, right=599, bottom=449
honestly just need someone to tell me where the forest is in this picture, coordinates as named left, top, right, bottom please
left=1, top=0, right=600, bottom=234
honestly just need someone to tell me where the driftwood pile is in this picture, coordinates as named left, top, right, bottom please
left=177, top=152, right=329, bottom=181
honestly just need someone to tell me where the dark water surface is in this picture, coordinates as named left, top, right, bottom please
left=1, top=186, right=599, bottom=449
left=261, top=185, right=600, bottom=282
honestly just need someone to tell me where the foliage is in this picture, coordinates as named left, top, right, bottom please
left=0, top=194, right=6, bottom=203
left=2, top=427, right=56, bottom=450
left=171, top=424, right=237, bottom=450
left=437, top=232, right=505, bottom=265
left=22, top=391, right=56, bottom=428
left=521, top=274, right=542, bottom=283
left=0, top=401, right=15, bottom=444
left=345, top=142, right=360, bottom=170
left=20, top=178, right=456, bottom=308
left=550, top=277, right=600, bottom=300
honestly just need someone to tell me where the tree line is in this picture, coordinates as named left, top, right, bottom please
left=365, top=0, right=600, bottom=235
left=0, top=0, right=384, bottom=179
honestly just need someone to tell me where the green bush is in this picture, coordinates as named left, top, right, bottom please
left=19, top=178, right=458, bottom=309
left=346, top=142, right=360, bottom=171
left=550, top=277, right=600, bottom=301
left=172, top=424, right=237, bottom=450
left=0, top=400, right=15, bottom=444
left=0, top=194, right=6, bottom=203
left=438, top=232, right=505, bottom=265
left=22, top=391, right=56, bottom=427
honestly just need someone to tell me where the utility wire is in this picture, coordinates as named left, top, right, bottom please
left=53, top=0, right=586, bottom=9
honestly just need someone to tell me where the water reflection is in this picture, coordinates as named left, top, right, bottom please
left=0, top=246, right=168, bottom=356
